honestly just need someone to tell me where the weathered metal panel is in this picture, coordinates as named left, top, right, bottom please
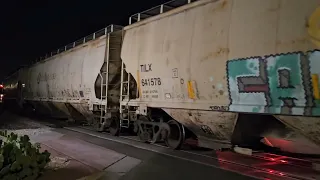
left=163, top=108, right=238, bottom=143
left=1, top=36, right=108, bottom=119
left=121, top=0, right=320, bottom=145
left=122, top=0, right=319, bottom=114
left=24, top=36, right=106, bottom=104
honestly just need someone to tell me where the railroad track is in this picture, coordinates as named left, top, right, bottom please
left=12, top=114, right=318, bottom=180
left=62, top=125, right=320, bottom=180
left=3, top=111, right=318, bottom=179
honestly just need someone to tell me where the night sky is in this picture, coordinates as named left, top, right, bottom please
left=0, top=0, right=168, bottom=80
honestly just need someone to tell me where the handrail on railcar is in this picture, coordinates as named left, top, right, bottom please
left=33, top=24, right=123, bottom=64
left=5, top=0, right=202, bottom=81
left=4, top=24, right=123, bottom=81
left=128, top=0, right=198, bottom=25
left=31, top=0, right=200, bottom=64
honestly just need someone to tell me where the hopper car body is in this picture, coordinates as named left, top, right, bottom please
left=3, top=0, right=320, bottom=154
left=3, top=25, right=124, bottom=131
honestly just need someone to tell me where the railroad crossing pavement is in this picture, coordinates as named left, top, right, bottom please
left=1, top=111, right=320, bottom=180
left=0, top=111, right=142, bottom=180
left=19, top=127, right=255, bottom=180
left=0, top=109, right=255, bottom=180
left=9, top=128, right=142, bottom=180
left=0, top=111, right=254, bottom=180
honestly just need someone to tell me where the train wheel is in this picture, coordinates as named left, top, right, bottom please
left=165, top=120, right=185, bottom=150
left=137, top=115, right=152, bottom=143
left=109, top=117, right=120, bottom=136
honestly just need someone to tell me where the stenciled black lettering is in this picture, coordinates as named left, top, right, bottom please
left=210, top=106, right=229, bottom=111
left=141, top=77, right=162, bottom=86
left=140, top=64, right=152, bottom=72
left=148, top=64, right=152, bottom=71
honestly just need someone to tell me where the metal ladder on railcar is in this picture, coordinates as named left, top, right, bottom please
left=99, top=26, right=122, bottom=128
left=120, top=62, right=131, bottom=128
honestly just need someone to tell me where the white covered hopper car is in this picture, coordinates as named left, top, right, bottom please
left=3, top=0, right=320, bottom=154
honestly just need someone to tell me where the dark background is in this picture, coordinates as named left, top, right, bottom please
left=0, top=0, right=168, bottom=80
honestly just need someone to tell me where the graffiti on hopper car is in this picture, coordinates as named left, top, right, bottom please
left=226, top=50, right=320, bottom=116
left=140, top=64, right=152, bottom=72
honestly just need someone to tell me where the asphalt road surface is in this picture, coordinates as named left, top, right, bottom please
left=55, top=128, right=256, bottom=180
left=2, top=111, right=318, bottom=180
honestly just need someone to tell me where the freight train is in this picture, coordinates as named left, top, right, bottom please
left=3, top=0, right=320, bottom=154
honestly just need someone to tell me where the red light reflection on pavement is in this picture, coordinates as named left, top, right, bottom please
left=214, top=151, right=317, bottom=180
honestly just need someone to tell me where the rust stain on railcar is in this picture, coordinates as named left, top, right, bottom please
left=308, top=7, right=320, bottom=48
left=200, top=47, right=230, bottom=63
left=164, top=108, right=237, bottom=141
left=210, top=0, right=228, bottom=13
